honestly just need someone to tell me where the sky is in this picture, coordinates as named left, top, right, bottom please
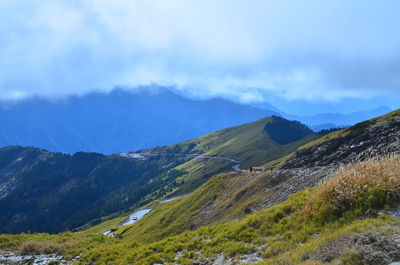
left=0, top=0, right=399, bottom=115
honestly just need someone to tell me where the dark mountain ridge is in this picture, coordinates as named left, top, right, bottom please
left=0, top=146, right=189, bottom=233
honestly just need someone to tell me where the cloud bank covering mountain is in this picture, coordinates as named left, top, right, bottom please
left=0, top=0, right=399, bottom=114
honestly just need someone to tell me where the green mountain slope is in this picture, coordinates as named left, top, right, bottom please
left=145, top=115, right=316, bottom=168
left=81, top=117, right=317, bottom=233
left=91, top=116, right=318, bottom=223
left=0, top=111, right=399, bottom=264
left=111, top=172, right=242, bottom=243
left=0, top=116, right=317, bottom=234
left=101, top=109, right=400, bottom=245
left=122, top=115, right=317, bottom=206
left=106, top=156, right=400, bottom=265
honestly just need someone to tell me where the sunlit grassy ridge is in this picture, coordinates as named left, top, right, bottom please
left=148, top=116, right=318, bottom=168
left=2, top=155, right=399, bottom=264
left=85, top=109, right=400, bottom=243
left=83, top=116, right=319, bottom=232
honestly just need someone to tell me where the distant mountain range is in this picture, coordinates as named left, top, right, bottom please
left=282, top=106, right=392, bottom=131
left=0, top=88, right=277, bottom=154
left=0, top=87, right=392, bottom=154
left=252, top=101, right=392, bottom=130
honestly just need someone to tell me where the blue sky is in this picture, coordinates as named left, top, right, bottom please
left=0, top=0, right=399, bottom=114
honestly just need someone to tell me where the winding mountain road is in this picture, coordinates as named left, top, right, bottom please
left=119, top=152, right=242, bottom=171
left=102, top=194, right=188, bottom=237
left=103, top=153, right=242, bottom=236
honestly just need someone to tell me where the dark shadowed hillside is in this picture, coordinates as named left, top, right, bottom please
left=0, top=146, right=189, bottom=233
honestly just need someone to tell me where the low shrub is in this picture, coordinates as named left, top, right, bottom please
left=304, top=155, right=400, bottom=222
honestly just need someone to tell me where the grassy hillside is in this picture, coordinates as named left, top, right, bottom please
left=81, top=116, right=318, bottom=234
left=110, top=116, right=318, bottom=219
left=0, top=116, right=318, bottom=234
left=1, top=111, right=399, bottom=264
left=73, top=156, right=400, bottom=264
left=150, top=116, right=318, bottom=196
left=112, top=172, right=243, bottom=243
left=1, top=156, right=399, bottom=264
left=110, top=170, right=282, bottom=244
left=96, top=108, right=400, bottom=245
left=146, top=115, right=317, bottom=168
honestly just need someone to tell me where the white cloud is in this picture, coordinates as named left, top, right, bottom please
left=0, top=0, right=399, bottom=102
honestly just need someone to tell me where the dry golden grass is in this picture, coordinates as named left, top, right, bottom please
left=304, top=155, right=400, bottom=219
left=19, top=239, right=66, bottom=255
left=3, top=155, right=399, bottom=264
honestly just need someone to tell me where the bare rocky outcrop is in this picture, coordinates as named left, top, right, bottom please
left=0, top=251, right=78, bottom=265
left=282, top=120, right=400, bottom=169
left=312, top=231, right=400, bottom=265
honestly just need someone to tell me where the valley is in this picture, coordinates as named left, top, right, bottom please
left=0, top=110, right=399, bottom=265
left=0, top=115, right=315, bottom=234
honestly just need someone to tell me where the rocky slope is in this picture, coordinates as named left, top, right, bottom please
left=282, top=117, right=400, bottom=168
left=257, top=110, right=400, bottom=206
